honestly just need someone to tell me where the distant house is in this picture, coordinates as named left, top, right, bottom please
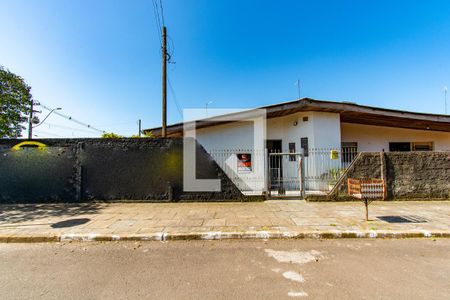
left=146, top=98, right=450, bottom=196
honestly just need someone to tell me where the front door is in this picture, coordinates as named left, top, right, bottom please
left=266, top=140, right=284, bottom=194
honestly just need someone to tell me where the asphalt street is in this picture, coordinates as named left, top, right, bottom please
left=0, top=239, right=449, bottom=299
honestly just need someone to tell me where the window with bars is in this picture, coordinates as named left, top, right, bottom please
left=342, top=142, right=358, bottom=163
left=300, top=137, right=308, bottom=157
left=412, top=142, right=433, bottom=151
left=389, top=142, right=433, bottom=152
left=289, top=142, right=296, bottom=161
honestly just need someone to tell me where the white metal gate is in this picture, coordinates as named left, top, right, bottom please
left=208, top=147, right=359, bottom=198
left=302, top=148, right=358, bottom=193
left=268, top=148, right=359, bottom=197
left=268, top=152, right=303, bottom=197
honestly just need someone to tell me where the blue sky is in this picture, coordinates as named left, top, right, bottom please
left=1, top=0, right=450, bottom=137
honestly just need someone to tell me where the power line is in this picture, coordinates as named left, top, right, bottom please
left=38, top=103, right=105, bottom=133
left=152, top=0, right=162, bottom=33
left=96, top=121, right=137, bottom=127
left=167, top=35, right=175, bottom=58
left=159, top=0, right=165, bottom=26
left=155, top=0, right=177, bottom=116
left=167, top=75, right=182, bottom=117
left=43, top=123, right=102, bottom=134
left=33, top=130, right=64, bottom=138
left=151, top=0, right=163, bottom=46
left=35, top=125, right=100, bottom=138
left=150, top=0, right=180, bottom=134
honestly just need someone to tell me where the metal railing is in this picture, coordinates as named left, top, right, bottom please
left=207, top=149, right=266, bottom=193
left=303, top=147, right=359, bottom=192
left=268, top=152, right=303, bottom=196
left=207, top=146, right=359, bottom=195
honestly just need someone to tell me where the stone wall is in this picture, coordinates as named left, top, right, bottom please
left=385, top=152, right=450, bottom=199
left=0, top=138, right=244, bottom=203
left=333, top=152, right=381, bottom=197
left=331, top=152, right=450, bottom=200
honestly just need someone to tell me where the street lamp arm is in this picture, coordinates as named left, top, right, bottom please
left=32, top=108, right=62, bottom=128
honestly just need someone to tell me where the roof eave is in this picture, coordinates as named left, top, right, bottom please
left=145, top=98, right=450, bottom=136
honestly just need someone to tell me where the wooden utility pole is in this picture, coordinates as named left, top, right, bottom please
left=162, top=26, right=167, bottom=137
left=28, top=100, right=34, bottom=139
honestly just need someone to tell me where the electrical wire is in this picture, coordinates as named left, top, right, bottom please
left=167, top=35, right=175, bottom=59
left=152, top=0, right=163, bottom=47
left=152, top=0, right=162, bottom=34
left=37, top=103, right=105, bottom=133
left=152, top=0, right=180, bottom=120
left=43, top=123, right=103, bottom=134
left=167, top=76, right=183, bottom=118
left=96, top=121, right=138, bottom=127
left=36, top=126, right=99, bottom=138
left=159, top=0, right=165, bottom=26
left=33, top=130, right=64, bottom=138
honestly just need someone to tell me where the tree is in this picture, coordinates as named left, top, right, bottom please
left=0, top=66, right=33, bottom=138
left=131, top=131, right=155, bottom=138
left=103, top=131, right=154, bottom=139
left=101, top=132, right=123, bottom=138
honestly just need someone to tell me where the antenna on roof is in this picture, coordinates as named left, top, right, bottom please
left=294, top=79, right=301, bottom=99
left=205, top=100, right=214, bottom=117
left=445, top=86, right=448, bottom=115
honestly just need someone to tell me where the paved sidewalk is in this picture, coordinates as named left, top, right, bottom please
left=0, top=201, right=449, bottom=242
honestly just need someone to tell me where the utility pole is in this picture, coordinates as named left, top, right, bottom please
left=138, top=119, right=142, bottom=137
left=28, top=100, right=34, bottom=139
left=162, top=26, right=167, bottom=137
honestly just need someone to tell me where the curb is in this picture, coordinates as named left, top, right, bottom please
left=0, top=230, right=449, bottom=243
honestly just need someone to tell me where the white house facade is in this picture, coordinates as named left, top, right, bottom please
left=147, top=98, right=450, bottom=197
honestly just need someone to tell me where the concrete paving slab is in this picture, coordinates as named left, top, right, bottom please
left=0, top=200, right=449, bottom=242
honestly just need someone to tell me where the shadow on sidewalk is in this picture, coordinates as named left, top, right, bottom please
left=377, top=215, right=429, bottom=223
left=0, top=203, right=105, bottom=224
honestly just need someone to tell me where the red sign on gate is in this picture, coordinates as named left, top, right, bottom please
left=237, top=153, right=252, bottom=173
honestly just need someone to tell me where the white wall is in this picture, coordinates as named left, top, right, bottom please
left=195, top=111, right=343, bottom=193
left=196, top=121, right=255, bottom=150
left=341, top=123, right=450, bottom=151
left=194, top=112, right=450, bottom=194
left=267, top=112, right=313, bottom=151
left=311, top=112, right=341, bottom=149
left=266, top=111, right=341, bottom=150
left=196, top=121, right=265, bottom=193
left=196, top=111, right=341, bottom=155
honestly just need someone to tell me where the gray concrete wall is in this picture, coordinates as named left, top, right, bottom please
left=0, top=146, right=78, bottom=202
left=0, top=138, right=243, bottom=203
left=331, top=152, right=450, bottom=200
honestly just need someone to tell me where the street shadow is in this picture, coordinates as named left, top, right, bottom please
left=0, top=203, right=105, bottom=224
left=377, top=215, right=428, bottom=223
left=51, top=218, right=90, bottom=228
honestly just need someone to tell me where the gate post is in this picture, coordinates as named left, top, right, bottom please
left=300, top=155, right=305, bottom=199
left=264, top=148, right=268, bottom=194
left=380, top=151, right=387, bottom=200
